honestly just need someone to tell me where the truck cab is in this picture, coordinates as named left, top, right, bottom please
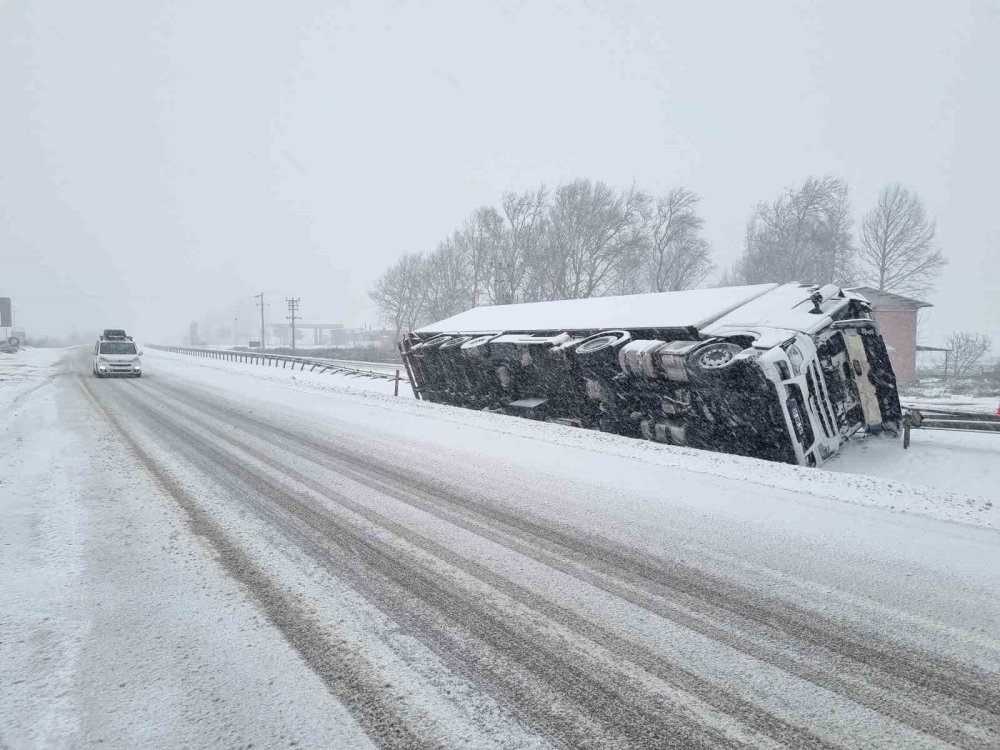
left=93, top=330, right=143, bottom=378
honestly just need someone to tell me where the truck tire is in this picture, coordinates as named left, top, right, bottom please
left=460, top=335, right=498, bottom=359
left=573, top=331, right=631, bottom=370
left=687, top=341, right=745, bottom=380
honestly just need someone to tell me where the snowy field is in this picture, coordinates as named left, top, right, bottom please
left=3, top=346, right=999, bottom=748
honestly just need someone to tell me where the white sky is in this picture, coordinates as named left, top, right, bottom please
left=2, top=0, right=998, bottom=346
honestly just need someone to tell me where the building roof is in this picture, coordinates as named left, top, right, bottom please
left=849, top=287, right=932, bottom=311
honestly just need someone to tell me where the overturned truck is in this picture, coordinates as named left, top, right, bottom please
left=400, top=283, right=902, bottom=467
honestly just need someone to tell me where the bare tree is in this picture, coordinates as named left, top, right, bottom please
left=729, top=176, right=855, bottom=285
left=643, top=188, right=714, bottom=292
left=422, top=238, right=472, bottom=323
left=858, top=184, right=945, bottom=296
left=369, top=253, right=427, bottom=340
left=946, top=331, right=992, bottom=378
left=537, top=180, right=648, bottom=300
left=491, top=188, right=548, bottom=304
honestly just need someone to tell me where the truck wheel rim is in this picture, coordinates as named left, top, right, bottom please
left=699, top=344, right=740, bottom=368
left=577, top=335, right=618, bottom=354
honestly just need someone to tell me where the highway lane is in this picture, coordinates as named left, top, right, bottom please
left=77, top=349, right=1000, bottom=749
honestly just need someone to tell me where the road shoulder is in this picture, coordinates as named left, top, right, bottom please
left=0, top=356, right=374, bottom=749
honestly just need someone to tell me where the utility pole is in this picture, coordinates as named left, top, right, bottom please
left=286, top=297, right=300, bottom=352
left=255, top=292, right=266, bottom=350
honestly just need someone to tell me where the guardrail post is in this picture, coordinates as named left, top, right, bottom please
left=394, top=369, right=400, bottom=396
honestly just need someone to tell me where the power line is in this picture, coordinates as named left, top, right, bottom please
left=286, top=297, right=300, bottom=352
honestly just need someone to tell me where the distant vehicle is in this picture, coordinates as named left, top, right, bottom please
left=401, top=283, right=902, bottom=467
left=93, top=330, right=142, bottom=378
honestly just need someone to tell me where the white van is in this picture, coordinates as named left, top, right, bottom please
left=93, top=330, right=143, bottom=378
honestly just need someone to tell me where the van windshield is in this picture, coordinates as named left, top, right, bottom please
left=100, top=342, right=137, bottom=355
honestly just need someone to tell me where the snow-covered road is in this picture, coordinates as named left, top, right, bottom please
left=3, top=347, right=1000, bottom=749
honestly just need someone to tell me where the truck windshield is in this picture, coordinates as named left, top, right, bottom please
left=100, top=342, right=137, bottom=355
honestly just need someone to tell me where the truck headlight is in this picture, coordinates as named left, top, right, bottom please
left=784, top=344, right=804, bottom=376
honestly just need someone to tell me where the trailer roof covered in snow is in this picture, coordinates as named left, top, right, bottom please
left=417, top=283, right=779, bottom=334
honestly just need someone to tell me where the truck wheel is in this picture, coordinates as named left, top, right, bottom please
left=688, top=342, right=745, bottom=380
left=573, top=331, right=631, bottom=370
left=460, top=335, right=498, bottom=359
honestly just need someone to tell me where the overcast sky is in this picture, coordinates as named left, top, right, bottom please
left=3, top=0, right=997, bottom=345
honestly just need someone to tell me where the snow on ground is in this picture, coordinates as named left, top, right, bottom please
left=4, top=344, right=1000, bottom=746
left=826, top=430, right=998, bottom=515
left=0, top=348, right=376, bottom=748
left=899, top=377, right=1000, bottom=414
left=145, top=345, right=413, bottom=398
left=143, top=348, right=999, bottom=530
left=0, top=346, right=68, bottom=409
left=900, top=395, right=1000, bottom=414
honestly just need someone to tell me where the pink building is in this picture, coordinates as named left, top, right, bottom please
left=851, top=287, right=931, bottom=382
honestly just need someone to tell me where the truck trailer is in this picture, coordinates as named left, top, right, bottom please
left=400, top=282, right=902, bottom=467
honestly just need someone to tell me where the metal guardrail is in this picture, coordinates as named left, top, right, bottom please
left=902, top=407, right=1000, bottom=448
left=148, top=345, right=409, bottom=393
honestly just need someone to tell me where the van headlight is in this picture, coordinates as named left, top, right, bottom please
left=784, top=344, right=804, bottom=376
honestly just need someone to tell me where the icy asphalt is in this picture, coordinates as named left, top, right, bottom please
left=1, top=347, right=999, bottom=749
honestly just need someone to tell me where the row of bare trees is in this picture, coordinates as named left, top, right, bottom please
left=373, top=176, right=946, bottom=338
left=371, top=180, right=716, bottom=338
left=725, top=177, right=945, bottom=295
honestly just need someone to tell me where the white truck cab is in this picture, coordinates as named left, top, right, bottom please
left=93, top=329, right=143, bottom=378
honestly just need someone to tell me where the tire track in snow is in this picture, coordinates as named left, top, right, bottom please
left=144, top=376, right=1000, bottom=749
left=106, top=378, right=757, bottom=749
left=129, top=379, right=839, bottom=750
left=78, top=375, right=442, bottom=750
left=80, top=359, right=1000, bottom=749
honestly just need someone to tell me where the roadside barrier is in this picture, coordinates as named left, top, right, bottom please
left=902, top=407, right=1000, bottom=448
left=148, top=345, right=408, bottom=394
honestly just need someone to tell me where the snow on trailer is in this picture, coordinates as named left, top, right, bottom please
left=401, top=282, right=903, bottom=468
left=417, top=283, right=779, bottom=334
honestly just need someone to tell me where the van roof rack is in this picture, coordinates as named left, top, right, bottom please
left=101, top=329, right=129, bottom=341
